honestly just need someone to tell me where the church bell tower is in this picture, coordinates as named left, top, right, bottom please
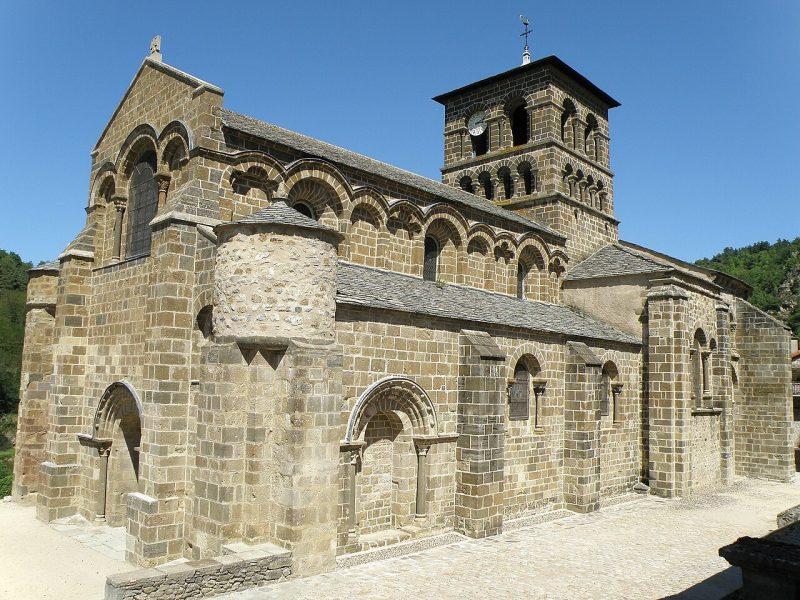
left=433, top=53, right=621, bottom=262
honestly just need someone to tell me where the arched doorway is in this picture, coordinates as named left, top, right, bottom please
left=92, top=381, right=142, bottom=526
left=342, top=377, right=438, bottom=547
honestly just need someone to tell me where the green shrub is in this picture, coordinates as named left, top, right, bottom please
left=0, top=448, right=13, bottom=497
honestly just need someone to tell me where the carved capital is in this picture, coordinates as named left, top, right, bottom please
left=155, top=173, right=171, bottom=193
left=112, top=195, right=127, bottom=211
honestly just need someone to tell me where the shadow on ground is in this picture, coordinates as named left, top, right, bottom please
left=662, top=566, right=741, bottom=600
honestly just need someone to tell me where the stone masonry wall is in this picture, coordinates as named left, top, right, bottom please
left=13, top=269, right=58, bottom=497
left=597, top=347, right=641, bottom=499
left=77, top=257, right=151, bottom=522
left=735, top=299, right=794, bottom=480
left=213, top=230, right=337, bottom=341
left=336, top=306, right=642, bottom=527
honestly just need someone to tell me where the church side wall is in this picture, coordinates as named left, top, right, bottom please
left=734, top=299, right=794, bottom=481
left=597, top=347, right=642, bottom=499
left=335, top=306, right=642, bottom=530
left=684, top=290, right=725, bottom=492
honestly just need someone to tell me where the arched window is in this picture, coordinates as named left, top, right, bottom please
left=126, top=152, right=158, bottom=258
left=423, top=236, right=440, bottom=281
left=561, top=99, right=576, bottom=145
left=471, top=131, right=488, bottom=156
left=516, top=247, right=546, bottom=301
left=196, top=305, right=213, bottom=339
left=478, top=173, right=494, bottom=200
left=509, top=356, right=545, bottom=425
left=292, top=201, right=315, bottom=219
left=585, top=114, right=599, bottom=160
left=600, top=361, right=622, bottom=422
left=509, top=362, right=530, bottom=420
left=459, top=176, right=474, bottom=194
left=498, top=168, right=513, bottom=200
left=516, top=262, right=529, bottom=299
left=691, top=329, right=711, bottom=408
left=519, top=164, right=536, bottom=195
left=510, top=103, right=529, bottom=146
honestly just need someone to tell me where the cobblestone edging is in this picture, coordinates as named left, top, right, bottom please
left=502, top=508, right=573, bottom=532
left=336, top=531, right=466, bottom=569
left=105, top=543, right=291, bottom=600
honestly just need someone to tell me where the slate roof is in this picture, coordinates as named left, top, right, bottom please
left=564, top=244, right=673, bottom=281
left=231, top=200, right=337, bottom=233
left=59, top=224, right=96, bottom=258
left=219, top=109, right=563, bottom=240
left=432, top=55, right=620, bottom=108
left=28, top=260, right=60, bottom=273
left=337, top=262, right=640, bottom=345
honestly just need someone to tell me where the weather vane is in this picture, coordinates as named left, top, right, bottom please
left=520, top=15, right=531, bottom=65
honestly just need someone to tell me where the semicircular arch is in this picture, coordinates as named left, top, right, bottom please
left=345, top=376, right=438, bottom=443
left=92, top=381, right=142, bottom=440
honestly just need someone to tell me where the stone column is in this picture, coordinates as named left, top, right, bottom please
left=97, top=445, right=111, bottom=521
left=37, top=251, right=93, bottom=522
left=414, top=442, right=431, bottom=518
left=645, top=284, right=691, bottom=498
left=511, top=174, right=522, bottom=199
left=572, top=119, right=580, bottom=150
left=111, top=196, right=127, bottom=260
left=487, top=117, right=501, bottom=153
left=155, top=173, right=171, bottom=209
left=455, top=330, right=506, bottom=538
left=563, top=342, right=602, bottom=513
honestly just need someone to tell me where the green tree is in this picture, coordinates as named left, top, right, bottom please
left=696, top=237, right=800, bottom=336
left=0, top=250, right=32, bottom=414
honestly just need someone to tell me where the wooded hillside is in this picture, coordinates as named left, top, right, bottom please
left=0, top=250, right=31, bottom=416
left=696, top=237, right=800, bottom=336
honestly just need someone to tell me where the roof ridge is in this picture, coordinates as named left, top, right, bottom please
left=220, top=109, right=438, bottom=186
left=613, top=242, right=671, bottom=268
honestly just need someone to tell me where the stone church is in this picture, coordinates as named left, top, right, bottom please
left=12, top=41, right=795, bottom=581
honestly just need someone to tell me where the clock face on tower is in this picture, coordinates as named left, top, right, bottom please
left=467, top=111, right=488, bottom=136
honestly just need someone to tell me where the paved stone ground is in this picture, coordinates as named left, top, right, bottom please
left=216, top=478, right=800, bottom=600
left=50, top=513, right=127, bottom=561
left=0, top=500, right=134, bottom=600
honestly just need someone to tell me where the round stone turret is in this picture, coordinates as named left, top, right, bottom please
left=213, top=199, right=343, bottom=342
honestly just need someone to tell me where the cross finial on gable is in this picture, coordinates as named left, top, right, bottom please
left=149, top=35, right=162, bottom=62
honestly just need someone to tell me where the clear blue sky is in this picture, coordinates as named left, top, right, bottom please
left=1, top=1, right=798, bottom=265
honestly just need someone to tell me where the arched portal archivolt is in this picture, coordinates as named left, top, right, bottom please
left=93, top=380, right=142, bottom=439
left=344, top=376, right=438, bottom=444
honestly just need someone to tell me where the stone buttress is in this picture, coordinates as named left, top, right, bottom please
left=12, top=262, right=58, bottom=499
left=191, top=197, right=344, bottom=576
